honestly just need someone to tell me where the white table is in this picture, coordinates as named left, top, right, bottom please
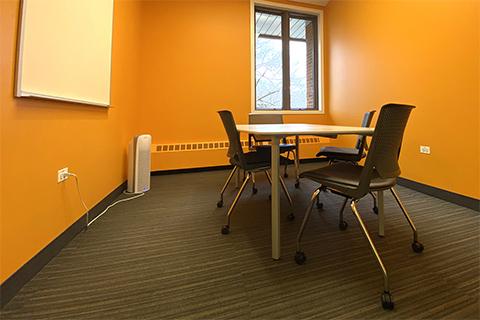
left=236, top=123, right=377, bottom=260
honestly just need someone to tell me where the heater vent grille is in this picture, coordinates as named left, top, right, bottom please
left=153, top=137, right=325, bottom=153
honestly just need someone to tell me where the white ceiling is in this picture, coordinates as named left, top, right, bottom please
left=296, top=0, right=330, bottom=6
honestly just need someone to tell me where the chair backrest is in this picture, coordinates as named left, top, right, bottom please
left=249, top=114, right=284, bottom=125
left=354, top=110, right=376, bottom=151
left=357, top=104, right=415, bottom=196
left=249, top=114, right=284, bottom=144
left=218, top=110, right=246, bottom=167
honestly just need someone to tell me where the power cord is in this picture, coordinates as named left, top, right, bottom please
left=87, top=191, right=144, bottom=227
left=64, top=172, right=90, bottom=227
left=64, top=172, right=145, bottom=228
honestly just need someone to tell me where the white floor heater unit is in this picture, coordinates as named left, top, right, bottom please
left=128, top=134, right=152, bottom=194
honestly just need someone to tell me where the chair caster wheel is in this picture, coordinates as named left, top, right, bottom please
left=381, top=291, right=394, bottom=310
left=287, top=213, right=295, bottom=221
left=339, top=221, right=348, bottom=230
left=295, top=182, right=300, bottom=188
left=252, top=187, right=258, bottom=194
left=412, top=241, right=424, bottom=253
left=294, top=251, right=306, bottom=265
left=316, top=202, right=323, bottom=210
left=221, top=225, right=230, bottom=235
left=373, top=206, right=379, bottom=214
left=217, top=200, right=223, bottom=208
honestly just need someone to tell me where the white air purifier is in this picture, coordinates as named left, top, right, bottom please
left=128, top=134, right=152, bottom=194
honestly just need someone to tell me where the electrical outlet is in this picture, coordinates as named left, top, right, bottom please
left=420, top=146, right=431, bottom=155
left=57, top=167, right=69, bottom=183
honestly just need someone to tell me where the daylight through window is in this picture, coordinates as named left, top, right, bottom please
left=255, top=6, right=319, bottom=111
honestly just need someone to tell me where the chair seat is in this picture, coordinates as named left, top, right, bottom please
left=300, top=162, right=396, bottom=196
left=254, top=144, right=296, bottom=153
left=316, top=146, right=365, bottom=162
left=230, top=150, right=289, bottom=171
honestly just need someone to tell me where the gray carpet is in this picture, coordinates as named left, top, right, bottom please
left=1, top=164, right=479, bottom=319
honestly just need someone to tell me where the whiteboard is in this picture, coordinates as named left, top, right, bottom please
left=15, top=0, right=114, bottom=107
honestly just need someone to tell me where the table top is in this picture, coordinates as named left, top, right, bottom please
left=236, top=123, right=374, bottom=136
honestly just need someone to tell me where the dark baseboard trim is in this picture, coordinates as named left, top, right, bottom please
left=151, top=165, right=234, bottom=176
left=397, top=177, right=479, bottom=212
left=0, top=181, right=127, bottom=308
left=151, top=158, right=327, bottom=176
left=88, top=182, right=128, bottom=222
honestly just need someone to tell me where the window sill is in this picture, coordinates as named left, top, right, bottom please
left=251, top=110, right=325, bottom=115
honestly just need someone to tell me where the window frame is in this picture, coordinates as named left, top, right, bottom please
left=251, top=0, right=324, bottom=114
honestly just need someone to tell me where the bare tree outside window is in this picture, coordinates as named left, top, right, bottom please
left=256, top=12, right=283, bottom=109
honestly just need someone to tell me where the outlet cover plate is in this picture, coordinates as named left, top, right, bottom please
left=420, top=146, right=431, bottom=154
left=57, top=167, right=69, bottom=183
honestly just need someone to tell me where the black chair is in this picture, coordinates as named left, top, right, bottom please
left=316, top=110, right=375, bottom=162
left=294, top=104, right=424, bottom=310
left=315, top=110, right=378, bottom=213
left=217, top=110, right=294, bottom=235
left=248, top=114, right=297, bottom=181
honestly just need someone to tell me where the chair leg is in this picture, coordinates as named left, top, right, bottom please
left=265, top=170, right=272, bottom=184
left=217, top=166, right=238, bottom=208
left=265, top=170, right=272, bottom=200
left=350, top=200, right=394, bottom=310
left=390, top=187, right=424, bottom=253
left=294, top=188, right=322, bottom=265
left=339, top=197, right=349, bottom=230
left=265, top=171, right=294, bottom=220
left=284, top=151, right=290, bottom=178
left=370, top=192, right=379, bottom=214
left=316, top=194, right=323, bottom=210
left=221, top=172, right=251, bottom=235
left=252, top=172, right=258, bottom=194
left=316, top=185, right=326, bottom=210
left=294, top=136, right=300, bottom=188
left=279, top=174, right=294, bottom=221
left=278, top=175, right=293, bottom=207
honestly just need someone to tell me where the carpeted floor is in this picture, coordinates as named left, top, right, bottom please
left=1, top=164, right=479, bottom=319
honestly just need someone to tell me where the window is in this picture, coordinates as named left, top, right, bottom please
left=255, top=6, right=321, bottom=112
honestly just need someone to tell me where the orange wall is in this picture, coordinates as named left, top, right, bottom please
left=138, top=0, right=331, bottom=170
left=325, top=0, right=479, bottom=199
left=2, top=0, right=477, bottom=288
left=0, top=0, right=329, bottom=286
left=0, top=0, right=142, bottom=283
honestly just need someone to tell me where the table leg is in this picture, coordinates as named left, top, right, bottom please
left=295, top=135, right=300, bottom=186
left=271, top=136, right=281, bottom=260
left=378, top=191, right=385, bottom=237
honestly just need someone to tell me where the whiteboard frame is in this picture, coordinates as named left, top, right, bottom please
left=14, top=0, right=114, bottom=108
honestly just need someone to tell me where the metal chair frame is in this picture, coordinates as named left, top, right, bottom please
left=294, top=104, right=424, bottom=310
left=218, top=166, right=294, bottom=235
left=217, top=111, right=295, bottom=235
left=248, top=114, right=300, bottom=186
left=316, top=111, right=378, bottom=213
